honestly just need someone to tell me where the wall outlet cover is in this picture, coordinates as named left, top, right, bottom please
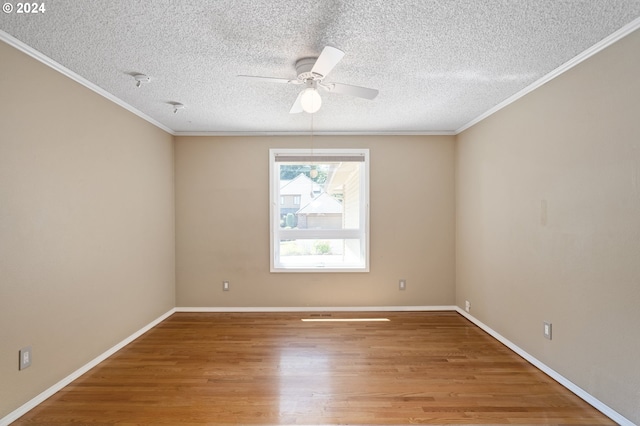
left=399, top=279, right=406, bottom=290
left=223, top=281, right=230, bottom=291
left=465, top=300, right=471, bottom=312
left=19, top=346, right=32, bottom=370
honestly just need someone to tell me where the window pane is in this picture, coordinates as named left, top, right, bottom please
left=278, top=161, right=361, bottom=230
left=271, top=149, right=369, bottom=272
left=278, top=239, right=364, bottom=268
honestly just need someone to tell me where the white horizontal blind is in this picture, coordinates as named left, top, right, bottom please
left=274, top=154, right=365, bottom=162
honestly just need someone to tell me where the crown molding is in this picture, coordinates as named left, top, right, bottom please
left=173, top=131, right=456, bottom=137
left=4, top=15, right=639, bottom=138
left=456, top=17, right=640, bottom=134
left=0, top=30, right=175, bottom=136
left=0, top=32, right=456, bottom=138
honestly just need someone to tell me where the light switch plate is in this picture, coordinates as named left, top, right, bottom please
left=543, top=321, right=552, bottom=340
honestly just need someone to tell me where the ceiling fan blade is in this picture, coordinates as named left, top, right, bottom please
left=311, top=46, right=345, bottom=78
left=289, top=91, right=304, bottom=114
left=237, top=75, right=299, bottom=84
left=325, top=82, right=379, bottom=100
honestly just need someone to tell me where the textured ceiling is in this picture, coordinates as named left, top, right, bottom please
left=1, top=1, right=640, bottom=134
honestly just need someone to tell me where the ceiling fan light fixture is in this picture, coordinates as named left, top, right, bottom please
left=300, top=87, right=322, bottom=113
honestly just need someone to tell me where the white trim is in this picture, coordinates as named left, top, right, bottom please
left=455, top=307, right=634, bottom=426
left=0, top=30, right=175, bottom=136
left=0, top=32, right=453, bottom=138
left=176, top=305, right=456, bottom=313
left=2, top=306, right=630, bottom=425
left=4, top=18, right=640, bottom=138
left=456, top=16, right=640, bottom=134
left=269, top=148, right=370, bottom=273
left=174, top=131, right=456, bottom=136
left=0, top=309, right=176, bottom=426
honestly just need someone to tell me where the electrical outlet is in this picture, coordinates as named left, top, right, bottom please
left=465, top=300, right=471, bottom=312
left=543, top=321, right=552, bottom=340
left=399, top=279, right=406, bottom=290
left=222, top=280, right=230, bottom=291
left=19, top=346, right=32, bottom=370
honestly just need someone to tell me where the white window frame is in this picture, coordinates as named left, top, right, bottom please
left=269, top=148, right=370, bottom=272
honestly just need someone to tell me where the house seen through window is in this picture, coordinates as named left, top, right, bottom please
left=270, top=149, right=369, bottom=272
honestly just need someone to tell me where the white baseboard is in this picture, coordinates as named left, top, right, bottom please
left=176, top=305, right=457, bottom=313
left=455, top=307, right=634, bottom=426
left=0, top=308, right=176, bottom=426
left=3, top=306, right=630, bottom=426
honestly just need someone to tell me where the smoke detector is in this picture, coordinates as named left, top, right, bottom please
left=171, top=102, right=185, bottom=114
left=133, top=74, right=150, bottom=88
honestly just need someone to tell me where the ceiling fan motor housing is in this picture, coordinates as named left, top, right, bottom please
left=295, top=58, right=322, bottom=81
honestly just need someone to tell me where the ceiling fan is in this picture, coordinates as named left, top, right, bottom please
left=238, top=46, right=379, bottom=114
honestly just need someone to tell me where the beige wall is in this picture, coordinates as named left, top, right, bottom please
left=175, top=135, right=456, bottom=307
left=3, top=22, right=638, bottom=424
left=0, top=41, right=176, bottom=418
left=456, top=29, right=640, bottom=423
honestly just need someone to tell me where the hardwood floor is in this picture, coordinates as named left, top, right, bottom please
left=14, top=312, right=614, bottom=425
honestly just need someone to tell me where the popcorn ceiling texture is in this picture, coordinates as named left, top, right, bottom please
left=1, top=0, right=639, bottom=133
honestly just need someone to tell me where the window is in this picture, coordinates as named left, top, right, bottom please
left=270, top=148, right=369, bottom=272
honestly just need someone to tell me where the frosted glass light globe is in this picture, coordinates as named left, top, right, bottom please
left=300, top=88, right=322, bottom=113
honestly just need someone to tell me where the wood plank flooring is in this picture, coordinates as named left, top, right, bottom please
left=14, top=312, right=614, bottom=425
